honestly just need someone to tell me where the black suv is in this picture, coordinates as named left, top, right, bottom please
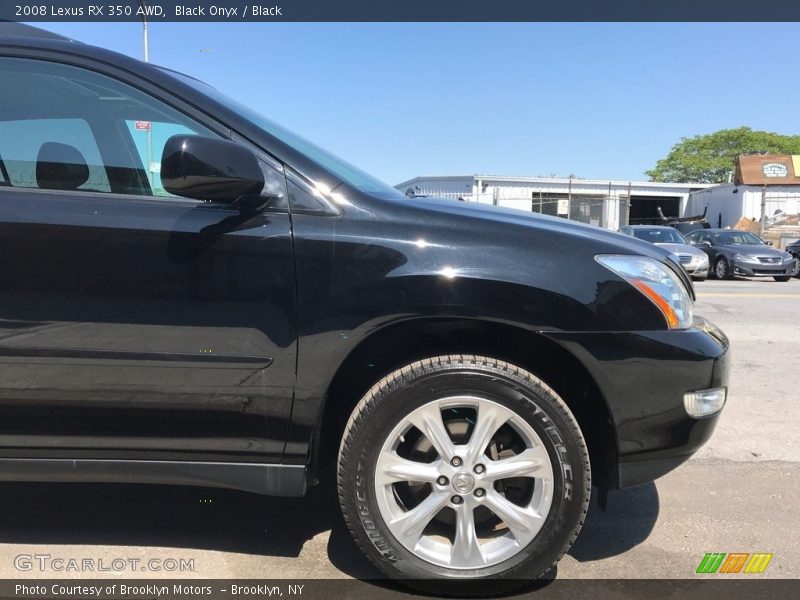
left=0, top=26, right=729, bottom=587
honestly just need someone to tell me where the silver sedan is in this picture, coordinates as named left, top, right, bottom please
left=619, top=225, right=709, bottom=280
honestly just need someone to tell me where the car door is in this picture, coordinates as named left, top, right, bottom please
left=0, top=56, right=296, bottom=463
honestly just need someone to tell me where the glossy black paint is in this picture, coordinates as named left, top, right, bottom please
left=0, top=33, right=729, bottom=493
left=0, top=190, right=296, bottom=463
left=161, top=134, right=265, bottom=202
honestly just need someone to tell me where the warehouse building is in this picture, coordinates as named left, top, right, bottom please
left=685, top=184, right=800, bottom=228
left=395, top=175, right=712, bottom=230
left=685, top=155, right=800, bottom=232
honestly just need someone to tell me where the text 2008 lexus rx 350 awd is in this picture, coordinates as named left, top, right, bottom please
left=0, top=25, right=728, bottom=590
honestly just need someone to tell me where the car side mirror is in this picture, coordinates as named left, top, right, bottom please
left=765, top=240, right=773, bottom=246
left=701, top=240, right=712, bottom=247
left=161, top=135, right=265, bottom=204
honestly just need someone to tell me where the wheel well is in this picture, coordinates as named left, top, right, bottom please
left=315, top=318, right=619, bottom=488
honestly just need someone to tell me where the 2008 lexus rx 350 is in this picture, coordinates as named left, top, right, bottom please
left=0, top=24, right=728, bottom=590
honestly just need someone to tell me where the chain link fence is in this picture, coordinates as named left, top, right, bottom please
left=756, top=193, right=800, bottom=249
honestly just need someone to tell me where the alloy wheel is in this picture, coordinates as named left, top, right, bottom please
left=374, top=395, right=554, bottom=569
left=715, top=259, right=727, bottom=279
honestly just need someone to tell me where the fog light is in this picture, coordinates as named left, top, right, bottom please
left=684, top=387, right=726, bottom=418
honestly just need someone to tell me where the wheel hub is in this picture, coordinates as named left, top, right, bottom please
left=451, top=472, right=475, bottom=494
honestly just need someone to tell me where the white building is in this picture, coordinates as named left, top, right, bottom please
left=395, top=175, right=712, bottom=230
left=686, top=184, right=800, bottom=229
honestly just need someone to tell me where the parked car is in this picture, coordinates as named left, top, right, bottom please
left=619, top=225, right=709, bottom=280
left=0, top=26, right=730, bottom=589
left=685, top=229, right=797, bottom=281
left=787, top=239, right=800, bottom=279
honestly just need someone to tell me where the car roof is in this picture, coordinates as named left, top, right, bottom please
left=625, top=225, right=674, bottom=230
left=0, top=22, right=71, bottom=41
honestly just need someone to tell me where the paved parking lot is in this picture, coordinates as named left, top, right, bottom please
left=1, top=278, right=797, bottom=582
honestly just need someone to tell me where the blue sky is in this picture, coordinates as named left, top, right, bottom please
left=37, top=22, right=800, bottom=185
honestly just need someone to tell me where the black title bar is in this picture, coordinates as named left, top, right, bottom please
left=3, top=0, right=800, bottom=22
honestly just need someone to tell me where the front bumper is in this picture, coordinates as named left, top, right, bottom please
left=544, top=317, right=729, bottom=488
left=732, top=259, right=797, bottom=277
left=686, top=265, right=708, bottom=278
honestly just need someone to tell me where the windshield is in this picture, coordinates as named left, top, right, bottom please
left=164, top=69, right=404, bottom=199
left=632, top=228, right=687, bottom=244
left=715, top=231, right=764, bottom=245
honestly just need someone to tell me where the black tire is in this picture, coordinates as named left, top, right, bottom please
left=714, top=257, right=731, bottom=280
left=774, top=276, right=791, bottom=282
left=337, top=355, right=590, bottom=594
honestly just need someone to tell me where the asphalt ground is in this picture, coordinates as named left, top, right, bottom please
left=0, top=277, right=797, bottom=583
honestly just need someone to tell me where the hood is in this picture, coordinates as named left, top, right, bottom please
left=654, top=242, right=707, bottom=258
left=392, top=195, right=696, bottom=301
left=355, top=194, right=697, bottom=328
left=719, top=244, right=786, bottom=257
left=403, top=195, right=676, bottom=261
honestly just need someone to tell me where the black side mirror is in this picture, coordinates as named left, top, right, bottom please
left=161, top=135, right=264, bottom=204
left=765, top=240, right=773, bottom=246
left=701, top=240, right=712, bottom=247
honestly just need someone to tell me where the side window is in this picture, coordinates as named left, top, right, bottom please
left=0, top=119, right=111, bottom=192
left=0, top=57, right=216, bottom=198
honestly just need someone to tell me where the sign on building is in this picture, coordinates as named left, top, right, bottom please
left=735, top=154, right=800, bottom=185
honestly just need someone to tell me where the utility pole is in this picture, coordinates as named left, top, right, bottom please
left=138, top=1, right=154, bottom=189
left=139, top=1, right=149, bottom=62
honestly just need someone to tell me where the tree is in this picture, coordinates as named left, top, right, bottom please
left=646, top=127, right=800, bottom=183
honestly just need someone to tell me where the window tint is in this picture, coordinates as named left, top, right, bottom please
left=715, top=231, right=763, bottom=245
left=0, top=119, right=111, bottom=192
left=632, top=228, right=686, bottom=244
left=0, top=57, right=215, bottom=198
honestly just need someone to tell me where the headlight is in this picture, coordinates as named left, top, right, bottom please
left=693, top=254, right=709, bottom=266
left=596, top=255, right=694, bottom=329
left=734, top=253, right=758, bottom=263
